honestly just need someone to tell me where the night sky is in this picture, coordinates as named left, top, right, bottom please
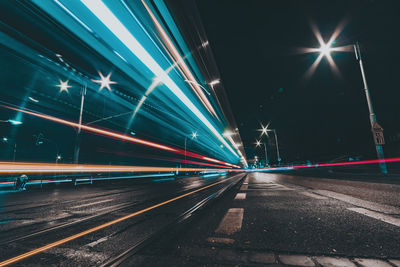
left=194, top=0, right=400, bottom=163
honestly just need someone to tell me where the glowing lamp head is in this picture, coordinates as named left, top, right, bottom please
left=191, top=132, right=197, bottom=139
left=319, top=43, right=332, bottom=57
left=255, top=140, right=261, bottom=147
left=8, top=119, right=23, bottom=125
left=56, top=80, right=72, bottom=93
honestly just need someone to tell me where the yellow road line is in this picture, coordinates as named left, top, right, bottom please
left=0, top=176, right=237, bottom=266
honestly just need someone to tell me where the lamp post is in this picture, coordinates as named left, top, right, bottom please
left=311, top=40, right=387, bottom=174
left=353, top=42, right=387, bottom=174
left=184, top=132, right=197, bottom=169
left=73, top=83, right=86, bottom=164
left=1, top=119, right=23, bottom=161
left=261, top=124, right=281, bottom=165
left=2, top=137, right=17, bottom=162
left=256, top=139, right=269, bottom=167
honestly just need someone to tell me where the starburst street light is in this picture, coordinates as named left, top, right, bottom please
left=191, top=132, right=198, bottom=139
left=56, top=80, right=72, bottom=93
left=318, top=43, right=332, bottom=57
left=302, top=22, right=388, bottom=174
left=92, top=72, right=116, bottom=91
left=255, top=140, right=261, bottom=147
left=259, top=122, right=281, bottom=165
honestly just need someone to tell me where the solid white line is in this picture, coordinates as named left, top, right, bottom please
left=215, top=208, right=244, bottom=235
left=71, top=199, right=114, bottom=209
left=315, top=190, right=400, bottom=215
left=234, top=193, right=246, bottom=200
left=301, top=192, right=328, bottom=200
left=348, top=207, right=400, bottom=227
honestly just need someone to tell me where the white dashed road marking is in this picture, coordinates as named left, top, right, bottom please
left=206, top=237, right=235, bottom=244
left=234, top=193, right=246, bottom=200
left=71, top=199, right=114, bottom=209
left=215, top=208, right=244, bottom=235
left=240, top=184, right=248, bottom=191
left=300, top=192, right=328, bottom=200
left=348, top=207, right=400, bottom=227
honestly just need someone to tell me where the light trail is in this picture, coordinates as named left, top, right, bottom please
left=141, top=0, right=217, bottom=117
left=79, top=0, right=238, bottom=158
left=253, top=157, right=400, bottom=172
left=0, top=175, right=239, bottom=266
left=0, top=162, right=237, bottom=174
left=0, top=104, right=239, bottom=168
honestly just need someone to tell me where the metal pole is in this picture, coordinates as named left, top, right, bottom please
left=13, top=142, right=17, bottom=162
left=184, top=137, right=187, bottom=169
left=354, top=42, right=387, bottom=174
left=73, top=84, right=86, bottom=164
left=273, top=130, right=281, bottom=165
left=263, top=141, right=269, bottom=167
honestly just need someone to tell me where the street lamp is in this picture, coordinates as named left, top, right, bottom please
left=184, top=80, right=211, bottom=96
left=2, top=136, right=17, bottom=161
left=260, top=124, right=281, bottom=165
left=256, top=139, right=269, bottom=167
left=310, top=37, right=387, bottom=174
left=184, top=132, right=197, bottom=168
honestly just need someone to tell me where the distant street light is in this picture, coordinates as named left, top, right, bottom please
left=92, top=72, right=116, bottom=92
left=256, top=139, right=269, bottom=167
left=7, top=119, right=23, bottom=125
left=310, top=33, right=388, bottom=174
left=184, top=132, right=198, bottom=168
left=184, top=80, right=211, bottom=95
left=56, top=80, right=72, bottom=93
left=1, top=136, right=17, bottom=161
left=260, top=123, right=281, bottom=165
left=209, top=79, right=220, bottom=87
left=28, top=97, right=39, bottom=103
left=56, top=79, right=87, bottom=164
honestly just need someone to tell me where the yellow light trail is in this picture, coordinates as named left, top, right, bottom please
left=0, top=162, right=236, bottom=174
left=0, top=175, right=240, bottom=266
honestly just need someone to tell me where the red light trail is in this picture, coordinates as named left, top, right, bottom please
left=0, top=104, right=239, bottom=168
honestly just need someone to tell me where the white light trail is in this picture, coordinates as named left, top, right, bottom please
left=80, top=0, right=238, bottom=158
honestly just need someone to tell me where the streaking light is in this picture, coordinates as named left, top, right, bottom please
left=80, top=0, right=238, bottom=158
left=0, top=104, right=238, bottom=168
left=141, top=0, right=217, bottom=116
left=0, top=161, right=238, bottom=174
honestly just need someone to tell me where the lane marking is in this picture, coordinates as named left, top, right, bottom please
left=301, top=192, right=328, bottom=200
left=234, top=193, right=246, bottom=200
left=71, top=199, right=114, bottom=209
left=207, top=237, right=234, bottom=244
left=240, top=185, right=248, bottom=191
left=348, top=207, right=400, bottom=227
left=315, top=190, right=400, bottom=215
left=0, top=175, right=242, bottom=266
left=215, top=208, right=244, bottom=235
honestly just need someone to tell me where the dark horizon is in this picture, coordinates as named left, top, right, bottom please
left=194, top=0, right=400, bottom=164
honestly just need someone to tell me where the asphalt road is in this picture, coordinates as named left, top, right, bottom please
left=130, top=172, right=400, bottom=267
left=1, top=172, right=400, bottom=266
left=0, top=173, right=245, bottom=266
